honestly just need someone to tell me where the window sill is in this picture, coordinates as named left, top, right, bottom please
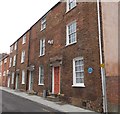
left=40, top=28, right=46, bottom=31
left=66, top=5, right=77, bottom=14
left=39, top=54, right=45, bottom=57
left=65, top=41, right=77, bottom=47
left=22, top=83, right=25, bottom=85
left=72, top=84, right=85, bottom=88
left=21, top=62, right=24, bottom=64
left=38, top=84, right=44, bottom=86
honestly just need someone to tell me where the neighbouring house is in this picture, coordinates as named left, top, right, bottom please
left=101, top=2, right=119, bottom=112
left=7, top=0, right=119, bottom=113
left=9, top=31, right=30, bottom=90
left=0, top=54, right=10, bottom=87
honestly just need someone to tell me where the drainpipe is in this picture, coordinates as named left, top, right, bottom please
left=97, top=0, right=108, bottom=113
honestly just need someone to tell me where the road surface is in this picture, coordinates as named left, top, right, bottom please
left=1, top=90, right=59, bottom=113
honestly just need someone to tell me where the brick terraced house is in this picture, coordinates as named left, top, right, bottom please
left=7, top=0, right=119, bottom=113
left=0, top=54, right=10, bottom=87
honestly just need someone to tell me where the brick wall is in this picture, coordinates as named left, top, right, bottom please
left=28, top=2, right=103, bottom=112
left=106, top=76, right=120, bottom=112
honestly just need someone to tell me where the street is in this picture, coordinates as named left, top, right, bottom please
left=1, top=90, right=59, bottom=113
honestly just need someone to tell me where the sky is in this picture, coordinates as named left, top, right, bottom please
left=0, top=0, right=60, bottom=54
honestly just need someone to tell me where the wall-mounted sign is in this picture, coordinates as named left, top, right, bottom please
left=88, top=67, right=93, bottom=74
left=100, top=64, right=105, bottom=68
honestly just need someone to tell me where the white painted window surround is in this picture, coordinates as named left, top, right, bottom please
left=13, top=55, right=16, bottom=66
left=66, top=21, right=77, bottom=46
left=40, top=39, right=45, bottom=56
left=21, top=51, right=25, bottom=63
left=38, top=66, right=44, bottom=85
left=9, top=58, right=12, bottom=67
left=66, top=0, right=76, bottom=12
left=41, top=17, right=46, bottom=31
left=22, top=34, right=26, bottom=44
left=73, top=57, right=85, bottom=87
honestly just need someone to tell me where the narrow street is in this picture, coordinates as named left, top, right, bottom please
left=1, top=90, right=59, bottom=113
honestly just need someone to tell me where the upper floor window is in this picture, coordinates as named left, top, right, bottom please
left=9, top=58, right=12, bottom=68
left=67, top=0, right=76, bottom=12
left=22, top=70, right=25, bottom=84
left=41, top=17, right=46, bottom=31
left=4, top=58, right=7, bottom=64
left=73, top=57, right=85, bottom=87
left=38, top=65, right=44, bottom=85
left=21, top=51, right=25, bottom=63
left=14, top=42, right=17, bottom=50
left=10, top=46, right=13, bottom=53
left=40, top=39, right=45, bottom=56
left=13, top=55, right=16, bottom=66
left=22, top=34, right=26, bottom=44
left=66, top=21, right=77, bottom=46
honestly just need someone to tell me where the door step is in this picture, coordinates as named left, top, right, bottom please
left=27, top=90, right=37, bottom=95
left=47, top=95, right=60, bottom=102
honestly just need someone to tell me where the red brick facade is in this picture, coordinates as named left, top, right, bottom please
left=5, top=1, right=119, bottom=113
left=0, top=54, right=10, bottom=87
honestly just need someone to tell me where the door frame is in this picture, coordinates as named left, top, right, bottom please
left=52, top=66, right=60, bottom=94
left=7, top=76, right=10, bottom=88
left=29, top=71, right=33, bottom=91
left=15, top=74, right=19, bottom=89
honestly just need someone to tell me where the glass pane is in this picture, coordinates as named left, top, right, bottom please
left=76, top=78, right=81, bottom=83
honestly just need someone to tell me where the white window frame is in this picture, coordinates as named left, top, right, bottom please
left=40, top=39, right=45, bottom=56
left=41, top=17, right=46, bottom=31
left=66, top=21, right=77, bottom=46
left=7, top=70, right=9, bottom=75
left=4, top=58, right=7, bottom=64
left=13, top=55, right=16, bottom=66
left=0, top=72, right=1, bottom=77
left=22, top=34, right=26, bottom=44
left=66, top=0, right=76, bottom=12
left=14, top=42, right=17, bottom=50
left=10, top=46, right=13, bottom=53
left=11, top=72, right=14, bottom=84
left=21, top=51, right=25, bottom=63
left=38, top=66, right=44, bottom=85
left=3, top=71, right=6, bottom=76
left=9, top=58, right=12, bottom=67
left=72, top=57, right=85, bottom=87
left=22, top=70, right=25, bottom=84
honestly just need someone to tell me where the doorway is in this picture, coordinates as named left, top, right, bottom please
left=15, top=74, right=19, bottom=89
left=29, top=71, right=33, bottom=91
left=52, top=66, right=60, bottom=94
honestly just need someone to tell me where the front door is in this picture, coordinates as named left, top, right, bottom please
left=7, top=77, right=10, bottom=88
left=52, top=66, right=60, bottom=94
left=29, top=71, right=33, bottom=91
left=15, top=75, right=19, bottom=89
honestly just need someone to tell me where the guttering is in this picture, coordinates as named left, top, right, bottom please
left=97, top=0, right=108, bottom=113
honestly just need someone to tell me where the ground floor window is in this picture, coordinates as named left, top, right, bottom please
left=38, top=65, right=44, bottom=85
left=73, top=57, right=85, bottom=87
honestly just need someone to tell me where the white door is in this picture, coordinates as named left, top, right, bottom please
left=29, top=71, right=33, bottom=91
left=15, top=75, right=18, bottom=89
left=7, top=77, right=10, bottom=88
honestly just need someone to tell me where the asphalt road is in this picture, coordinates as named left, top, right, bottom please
left=1, top=90, right=59, bottom=113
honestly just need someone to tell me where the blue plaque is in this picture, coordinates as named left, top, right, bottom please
left=88, top=68, right=93, bottom=74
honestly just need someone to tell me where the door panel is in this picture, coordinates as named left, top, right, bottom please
left=54, top=67, right=60, bottom=94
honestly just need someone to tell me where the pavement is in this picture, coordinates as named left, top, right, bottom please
left=0, top=87, right=97, bottom=113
